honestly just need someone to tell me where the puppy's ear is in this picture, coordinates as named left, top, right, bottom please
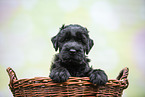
left=86, top=39, right=94, bottom=54
left=51, top=35, right=58, bottom=51
left=51, top=24, right=66, bottom=51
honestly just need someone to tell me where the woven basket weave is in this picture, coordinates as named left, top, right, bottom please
left=7, top=67, right=129, bottom=97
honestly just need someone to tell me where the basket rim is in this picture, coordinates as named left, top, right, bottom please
left=6, top=67, right=129, bottom=89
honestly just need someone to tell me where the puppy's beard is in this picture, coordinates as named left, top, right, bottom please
left=60, top=55, right=84, bottom=64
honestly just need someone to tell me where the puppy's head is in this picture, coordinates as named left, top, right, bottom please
left=51, top=24, right=94, bottom=62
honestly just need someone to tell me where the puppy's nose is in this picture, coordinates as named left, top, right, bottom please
left=69, top=49, right=76, bottom=54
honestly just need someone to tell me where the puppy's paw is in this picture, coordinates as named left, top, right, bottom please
left=49, top=67, right=70, bottom=83
left=89, top=69, right=108, bottom=85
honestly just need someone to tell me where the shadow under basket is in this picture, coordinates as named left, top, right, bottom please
left=7, top=67, right=129, bottom=97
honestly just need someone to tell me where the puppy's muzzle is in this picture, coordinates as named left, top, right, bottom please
left=69, top=49, right=76, bottom=54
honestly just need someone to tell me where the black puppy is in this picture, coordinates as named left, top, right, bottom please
left=49, top=24, right=108, bottom=85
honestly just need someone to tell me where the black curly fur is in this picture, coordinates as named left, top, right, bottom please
left=49, top=24, right=108, bottom=85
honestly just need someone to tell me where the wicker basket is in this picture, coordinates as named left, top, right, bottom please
left=7, top=67, right=129, bottom=97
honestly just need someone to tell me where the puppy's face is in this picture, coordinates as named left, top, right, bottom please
left=51, top=24, right=94, bottom=63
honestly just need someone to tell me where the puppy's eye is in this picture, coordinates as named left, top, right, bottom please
left=60, top=37, right=70, bottom=42
left=78, top=39, right=82, bottom=42
left=77, top=37, right=87, bottom=44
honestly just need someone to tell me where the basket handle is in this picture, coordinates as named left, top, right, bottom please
left=6, top=67, right=18, bottom=88
left=116, top=67, right=129, bottom=89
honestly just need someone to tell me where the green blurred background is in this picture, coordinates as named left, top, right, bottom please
left=0, top=0, right=145, bottom=96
